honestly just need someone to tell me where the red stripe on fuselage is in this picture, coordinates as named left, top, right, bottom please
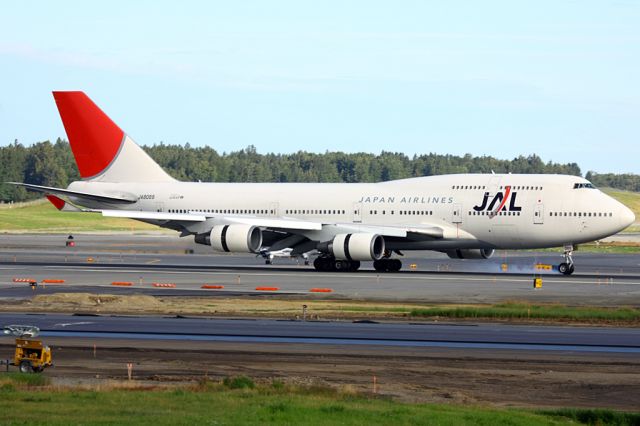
left=53, top=91, right=124, bottom=179
left=492, top=185, right=511, bottom=216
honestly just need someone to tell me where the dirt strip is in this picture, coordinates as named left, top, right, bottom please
left=1, top=337, right=638, bottom=410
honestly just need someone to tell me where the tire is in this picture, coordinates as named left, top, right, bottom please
left=314, top=257, right=328, bottom=271
left=19, top=361, right=33, bottom=373
left=373, top=259, right=387, bottom=272
left=568, top=264, right=575, bottom=275
left=391, top=259, right=402, bottom=272
left=558, top=262, right=572, bottom=275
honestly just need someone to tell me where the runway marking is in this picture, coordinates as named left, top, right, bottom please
left=5, top=265, right=640, bottom=286
left=145, top=259, right=162, bottom=265
left=53, top=321, right=94, bottom=327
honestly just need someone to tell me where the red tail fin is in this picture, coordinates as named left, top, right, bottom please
left=53, top=91, right=124, bottom=179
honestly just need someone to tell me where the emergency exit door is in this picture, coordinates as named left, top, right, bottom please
left=534, top=203, right=544, bottom=224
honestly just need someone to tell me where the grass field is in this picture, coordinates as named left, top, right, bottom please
left=10, top=294, right=640, bottom=325
left=0, top=374, right=638, bottom=425
left=574, top=242, right=640, bottom=254
left=0, top=199, right=159, bottom=232
left=409, top=302, right=640, bottom=323
left=0, top=189, right=637, bottom=233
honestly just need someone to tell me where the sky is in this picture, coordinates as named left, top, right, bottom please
left=1, top=0, right=639, bottom=174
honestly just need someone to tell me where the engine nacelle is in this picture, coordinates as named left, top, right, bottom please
left=326, top=233, right=385, bottom=261
left=446, top=248, right=495, bottom=260
left=207, top=224, right=262, bottom=253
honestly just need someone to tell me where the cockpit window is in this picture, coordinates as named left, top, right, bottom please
left=573, top=183, right=595, bottom=189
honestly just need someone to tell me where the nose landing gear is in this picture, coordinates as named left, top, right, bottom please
left=558, top=245, right=575, bottom=275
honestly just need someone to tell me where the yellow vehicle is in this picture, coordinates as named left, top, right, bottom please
left=3, top=325, right=52, bottom=373
left=13, top=338, right=52, bottom=373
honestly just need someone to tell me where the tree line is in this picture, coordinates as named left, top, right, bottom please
left=0, top=138, right=634, bottom=203
left=585, top=172, right=640, bottom=193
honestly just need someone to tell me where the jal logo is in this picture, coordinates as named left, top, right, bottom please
left=473, top=186, right=522, bottom=216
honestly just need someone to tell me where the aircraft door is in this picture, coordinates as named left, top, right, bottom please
left=352, top=202, right=362, bottom=223
left=452, top=203, right=462, bottom=224
left=155, top=202, right=164, bottom=213
left=487, top=176, right=502, bottom=195
left=534, top=203, right=544, bottom=224
left=270, top=202, right=279, bottom=217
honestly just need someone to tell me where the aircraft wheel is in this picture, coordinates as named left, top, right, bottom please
left=313, top=257, right=323, bottom=271
left=391, top=259, right=402, bottom=272
left=265, top=259, right=271, bottom=265
left=558, top=262, right=574, bottom=275
left=349, top=260, right=361, bottom=272
left=373, top=259, right=387, bottom=272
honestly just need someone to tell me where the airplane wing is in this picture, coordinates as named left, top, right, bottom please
left=97, top=209, right=446, bottom=239
left=7, top=182, right=137, bottom=204
left=100, top=210, right=323, bottom=230
left=100, top=210, right=207, bottom=222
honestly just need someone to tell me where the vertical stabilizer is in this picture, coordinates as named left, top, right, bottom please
left=53, top=91, right=175, bottom=183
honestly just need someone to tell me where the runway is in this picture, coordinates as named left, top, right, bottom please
left=1, top=313, right=638, bottom=353
left=1, top=234, right=639, bottom=409
left=1, top=233, right=640, bottom=304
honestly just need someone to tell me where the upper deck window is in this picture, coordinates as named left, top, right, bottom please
left=573, top=183, right=595, bottom=189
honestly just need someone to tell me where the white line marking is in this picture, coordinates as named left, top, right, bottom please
left=53, top=322, right=94, bottom=327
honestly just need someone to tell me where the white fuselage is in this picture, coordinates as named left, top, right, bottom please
left=69, top=173, right=634, bottom=250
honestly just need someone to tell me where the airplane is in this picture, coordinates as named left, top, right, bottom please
left=9, top=91, right=635, bottom=275
left=258, top=248, right=312, bottom=265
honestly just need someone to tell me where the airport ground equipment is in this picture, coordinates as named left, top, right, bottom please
left=3, top=325, right=52, bottom=373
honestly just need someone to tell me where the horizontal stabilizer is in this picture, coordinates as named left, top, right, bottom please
left=8, top=182, right=137, bottom=204
left=45, top=195, right=84, bottom=212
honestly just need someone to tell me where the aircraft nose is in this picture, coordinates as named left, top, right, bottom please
left=620, top=205, right=635, bottom=229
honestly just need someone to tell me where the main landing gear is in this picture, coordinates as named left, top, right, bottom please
left=373, top=258, right=402, bottom=272
left=312, top=255, right=403, bottom=272
left=313, top=256, right=360, bottom=272
left=558, top=245, right=575, bottom=275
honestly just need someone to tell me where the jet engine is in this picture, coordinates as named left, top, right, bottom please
left=322, top=233, right=385, bottom=261
left=446, top=248, right=495, bottom=259
left=197, top=224, right=263, bottom=253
